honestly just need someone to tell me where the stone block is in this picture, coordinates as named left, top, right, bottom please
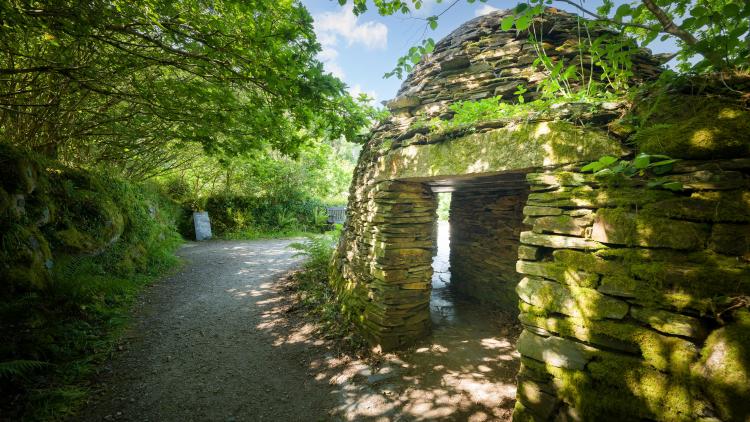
left=532, top=214, right=593, bottom=236
left=385, top=95, right=421, bottom=111
left=526, top=187, right=674, bottom=208
left=517, top=375, right=559, bottom=419
left=523, top=205, right=563, bottom=216
left=521, top=231, right=606, bottom=250
left=642, top=190, right=750, bottom=223
left=516, top=260, right=599, bottom=288
left=662, top=170, right=747, bottom=191
left=710, top=223, right=750, bottom=257
left=516, top=276, right=629, bottom=320
left=630, top=307, right=705, bottom=339
left=526, top=172, right=588, bottom=187
left=518, top=245, right=541, bottom=261
left=516, top=330, right=597, bottom=370
left=597, top=275, right=638, bottom=298
left=591, top=208, right=709, bottom=250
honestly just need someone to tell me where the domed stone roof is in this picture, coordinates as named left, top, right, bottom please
left=385, top=8, right=662, bottom=119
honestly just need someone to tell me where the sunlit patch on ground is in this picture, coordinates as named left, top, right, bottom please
left=252, top=222, right=522, bottom=421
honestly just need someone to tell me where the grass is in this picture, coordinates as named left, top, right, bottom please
left=221, top=228, right=321, bottom=240
left=289, top=229, right=369, bottom=353
left=1, top=245, right=182, bottom=421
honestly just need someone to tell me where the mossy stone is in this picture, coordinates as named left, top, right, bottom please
left=642, top=190, right=750, bottom=223
left=1, top=225, right=53, bottom=290
left=632, top=94, right=750, bottom=159
left=54, top=190, right=124, bottom=254
left=591, top=207, right=710, bottom=250
left=630, top=306, right=706, bottom=339
left=519, top=313, right=699, bottom=374
left=516, top=276, right=628, bottom=320
left=516, top=259, right=600, bottom=288
left=695, top=309, right=750, bottom=421
left=517, top=330, right=598, bottom=370
left=378, top=121, right=625, bottom=181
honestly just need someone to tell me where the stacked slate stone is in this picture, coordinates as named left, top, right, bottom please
left=333, top=180, right=437, bottom=350
left=513, top=160, right=750, bottom=421
left=332, top=8, right=662, bottom=353
left=449, top=186, right=529, bottom=311
left=387, top=8, right=662, bottom=119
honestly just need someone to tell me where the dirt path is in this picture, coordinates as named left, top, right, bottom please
left=82, top=229, right=520, bottom=422
left=82, top=239, right=336, bottom=422
left=321, top=221, right=521, bottom=421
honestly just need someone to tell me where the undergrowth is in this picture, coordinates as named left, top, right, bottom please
left=0, top=147, right=184, bottom=421
left=289, top=228, right=368, bottom=353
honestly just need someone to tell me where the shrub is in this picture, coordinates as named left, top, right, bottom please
left=0, top=145, right=183, bottom=420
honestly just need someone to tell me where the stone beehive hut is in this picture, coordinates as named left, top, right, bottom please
left=332, top=8, right=750, bottom=422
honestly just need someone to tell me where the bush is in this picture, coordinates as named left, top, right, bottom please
left=201, top=193, right=329, bottom=237
left=0, top=145, right=183, bottom=420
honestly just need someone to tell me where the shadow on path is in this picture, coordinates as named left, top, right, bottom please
left=81, top=239, right=336, bottom=422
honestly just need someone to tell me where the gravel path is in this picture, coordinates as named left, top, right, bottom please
left=81, top=239, right=335, bottom=422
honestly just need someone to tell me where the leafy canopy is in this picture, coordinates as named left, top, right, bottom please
left=0, top=0, right=372, bottom=176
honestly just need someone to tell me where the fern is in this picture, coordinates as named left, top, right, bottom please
left=0, top=360, right=49, bottom=378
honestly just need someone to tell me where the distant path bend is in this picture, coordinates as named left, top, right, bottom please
left=82, top=239, right=335, bottom=422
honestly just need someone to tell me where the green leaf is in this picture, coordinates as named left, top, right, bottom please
left=632, top=153, right=650, bottom=169
left=428, top=16, right=438, bottom=30
left=662, top=181, right=683, bottom=191
left=501, top=15, right=515, bottom=31
left=580, top=161, right=601, bottom=172
left=516, top=14, right=531, bottom=30
left=614, top=4, right=632, bottom=20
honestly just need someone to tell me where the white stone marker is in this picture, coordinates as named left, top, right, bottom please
left=193, top=211, right=212, bottom=241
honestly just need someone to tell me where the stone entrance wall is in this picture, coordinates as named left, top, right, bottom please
left=331, top=9, right=634, bottom=352
left=332, top=180, right=437, bottom=350
left=513, top=161, right=750, bottom=421
left=449, top=183, right=529, bottom=311
left=332, top=6, right=750, bottom=420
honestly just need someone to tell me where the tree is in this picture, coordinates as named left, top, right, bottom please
left=0, top=0, right=371, bottom=177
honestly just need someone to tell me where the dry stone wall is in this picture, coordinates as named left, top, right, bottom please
left=332, top=180, right=437, bottom=350
left=333, top=8, right=750, bottom=420
left=449, top=186, right=529, bottom=310
left=332, top=9, right=642, bottom=351
left=513, top=160, right=750, bottom=421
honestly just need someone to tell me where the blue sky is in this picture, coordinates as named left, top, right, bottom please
left=300, top=0, right=680, bottom=103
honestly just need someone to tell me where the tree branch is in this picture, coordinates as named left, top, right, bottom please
left=639, top=0, right=698, bottom=46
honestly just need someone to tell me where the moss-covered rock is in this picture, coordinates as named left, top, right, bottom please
left=694, top=309, right=750, bottom=421
left=632, top=95, right=750, bottom=159
left=519, top=313, right=699, bottom=374
left=377, top=121, right=626, bottom=181
left=591, top=207, right=710, bottom=250
left=53, top=190, right=124, bottom=254
left=0, top=225, right=52, bottom=291
left=0, top=144, right=41, bottom=194
left=521, top=355, right=709, bottom=421
left=642, top=190, right=750, bottom=223
left=516, top=276, right=629, bottom=320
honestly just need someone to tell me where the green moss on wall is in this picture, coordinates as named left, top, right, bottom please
left=694, top=309, right=750, bottom=421
left=631, top=95, right=750, bottom=159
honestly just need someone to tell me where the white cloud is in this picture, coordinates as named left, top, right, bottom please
left=475, top=4, right=500, bottom=16
left=314, top=4, right=388, bottom=51
left=348, top=84, right=378, bottom=102
left=325, top=62, right=346, bottom=79
left=313, top=4, right=388, bottom=82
